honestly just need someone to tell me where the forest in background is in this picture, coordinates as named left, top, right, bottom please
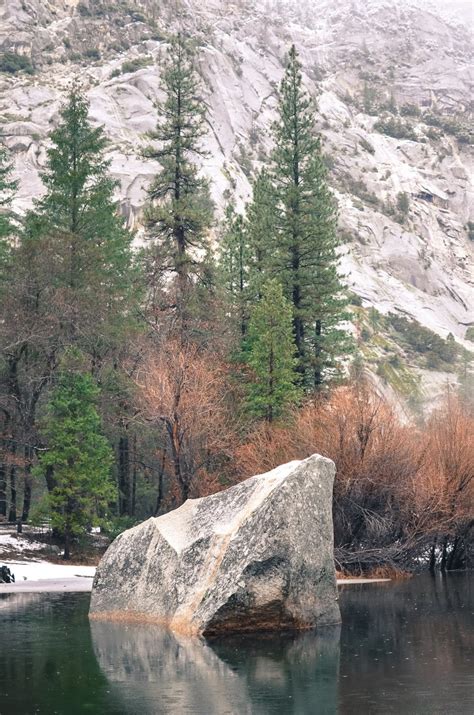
left=0, top=35, right=472, bottom=569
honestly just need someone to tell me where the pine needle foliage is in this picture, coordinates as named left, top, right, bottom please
left=245, top=279, right=301, bottom=422
left=271, top=45, right=352, bottom=388
left=34, top=370, right=115, bottom=559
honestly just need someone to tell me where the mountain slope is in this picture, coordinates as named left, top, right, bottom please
left=1, top=0, right=473, bottom=405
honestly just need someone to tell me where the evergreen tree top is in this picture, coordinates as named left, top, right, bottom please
left=0, top=143, right=18, bottom=240
left=36, top=83, right=123, bottom=242
left=273, top=44, right=319, bottom=180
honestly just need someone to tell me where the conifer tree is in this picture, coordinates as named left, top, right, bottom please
left=245, top=280, right=300, bottom=422
left=0, top=144, right=17, bottom=289
left=30, top=82, right=135, bottom=347
left=271, top=45, right=351, bottom=388
left=143, top=33, right=213, bottom=322
left=0, top=144, right=17, bottom=240
left=1, top=86, right=136, bottom=521
left=0, top=144, right=17, bottom=520
left=219, top=205, right=249, bottom=337
left=34, top=370, right=115, bottom=559
left=245, top=168, right=276, bottom=299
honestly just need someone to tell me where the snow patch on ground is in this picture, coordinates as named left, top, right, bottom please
left=1, top=560, right=96, bottom=581
left=0, top=534, right=44, bottom=552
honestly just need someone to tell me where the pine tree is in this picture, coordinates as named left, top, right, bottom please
left=0, top=144, right=17, bottom=289
left=0, top=85, right=136, bottom=522
left=30, top=82, right=135, bottom=348
left=271, top=45, right=351, bottom=388
left=219, top=205, right=249, bottom=338
left=34, top=370, right=115, bottom=559
left=245, top=280, right=300, bottom=422
left=143, top=33, right=213, bottom=323
left=245, top=168, right=276, bottom=300
left=0, top=143, right=17, bottom=240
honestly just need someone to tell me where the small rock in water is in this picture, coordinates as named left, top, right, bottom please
left=90, top=454, right=341, bottom=636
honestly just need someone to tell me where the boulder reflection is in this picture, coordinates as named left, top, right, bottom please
left=90, top=621, right=341, bottom=714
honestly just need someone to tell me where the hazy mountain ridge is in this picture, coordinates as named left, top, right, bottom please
left=1, top=0, right=473, bottom=406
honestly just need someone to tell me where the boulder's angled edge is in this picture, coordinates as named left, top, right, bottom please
left=89, top=454, right=341, bottom=635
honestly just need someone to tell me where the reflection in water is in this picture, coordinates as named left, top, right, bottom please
left=0, top=592, right=123, bottom=715
left=90, top=621, right=341, bottom=715
left=338, top=573, right=474, bottom=714
left=0, top=575, right=472, bottom=714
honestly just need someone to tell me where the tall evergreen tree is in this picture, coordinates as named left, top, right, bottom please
left=34, top=370, right=115, bottom=559
left=271, top=45, right=351, bottom=388
left=219, top=205, right=249, bottom=338
left=0, top=85, right=136, bottom=521
left=245, top=168, right=276, bottom=300
left=31, top=82, right=135, bottom=349
left=0, top=143, right=17, bottom=240
left=0, top=143, right=17, bottom=288
left=143, top=33, right=213, bottom=324
left=0, top=143, right=17, bottom=520
left=245, top=280, right=300, bottom=422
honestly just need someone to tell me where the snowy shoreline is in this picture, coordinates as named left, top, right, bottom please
left=0, top=559, right=389, bottom=593
left=1, top=531, right=390, bottom=593
left=0, top=559, right=97, bottom=592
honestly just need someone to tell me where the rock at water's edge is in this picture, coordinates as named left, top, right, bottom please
left=89, top=454, right=341, bottom=635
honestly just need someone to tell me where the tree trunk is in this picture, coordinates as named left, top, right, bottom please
left=440, top=536, right=448, bottom=572
left=118, top=435, right=131, bottom=516
left=154, top=447, right=166, bottom=516
left=131, top=434, right=137, bottom=517
left=429, top=537, right=437, bottom=573
left=63, top=529, right=71, bottom=560
left=0, top=461, right=7, bottom=519
left=8, top=462, right=17, bottom=523
left=314, top=319, right=322, bottom=388
left=21, top=468, right=32, bottom=523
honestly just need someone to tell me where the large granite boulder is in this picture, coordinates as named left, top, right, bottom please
left=89, top=454, right=340, bottom=635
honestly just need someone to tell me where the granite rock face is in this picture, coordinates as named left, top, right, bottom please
left=89, top=454, right=340, bottom=635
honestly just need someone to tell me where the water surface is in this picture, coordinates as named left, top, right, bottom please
left=0, top=574, right=472, bottom=714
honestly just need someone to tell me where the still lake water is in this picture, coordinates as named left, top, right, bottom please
left=0, top=574, right=472, bottom=715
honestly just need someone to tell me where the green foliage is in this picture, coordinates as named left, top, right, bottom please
left=218, top=205, right=249, bottom=338
left=397, top=191, right=410, bottom=215
left=29, top=82, right=136, bottom=348
left=465, top=327, right=474, bottom=342
left=84, top=48, right=101, bottom=60
left=400, top=103, right=421, bottom=117
left=374, top=116, right=418, bottom=141
left=0, top=85, right=138, bottom=528
left=142, top=33, right=213, bottom=320
left=245, top=169, right=276, bottom=299
left=33, top=371, right=115, bottom=557
left=423, top=111, right=473, bottom=145
left=0, top=51, right=34, bottom=74
left=102, top=514, right=138, bottom=540
left=0, top=144, right=17, bottom=240
left=245, top=280, right=301, bottom=422
left=343, top=175, right=379, bottom=206
left=362, top=82, right=379, bottom=115
left=271, top=45, right=352, bottom=388
left=119, top=56, right=153, bottom=74
left=387, top=313, right=459, bottom=369
left=0, top=144, right=18, bottom=296
left=359, top=137, right=375, bottom=154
